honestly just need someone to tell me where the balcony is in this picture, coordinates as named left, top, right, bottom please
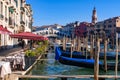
left=20, top=20, right=25, bottom=26
left=20, top=7, right=25, bottom=13
left=0, top=14, right=4, bottom=20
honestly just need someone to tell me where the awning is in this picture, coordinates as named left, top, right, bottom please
left=0, top=25, right=12, bottom=34
left=10, top=32, right=48, bottom=41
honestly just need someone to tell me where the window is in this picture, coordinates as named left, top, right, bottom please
left=20, top=0, right=23, bottom=7
left=97, top=25, right=100, bottom=28
left=5, top=6, right=7, bottom=17
left=0, top=2, right=3, bottom=15
left=20, top=14, right=23, bottom=21
left=26, top=20, right=27, bottom=26
left=14, top=0, right=18, bottom=7
left=116, top=20, right=119, bottom=22
left=108, top=25, right=112, bottom=28
left=109, top=20, right=112, bottom=23
left=10, top=0, right=11, bottom=3
left=114, top=24, right=116, bottom=27
left=104, top=25, right=106, bottom=28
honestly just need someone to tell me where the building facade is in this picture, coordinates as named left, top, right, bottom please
left=0, top=0, right=33, bottom=49
left=95, top=16, right=120, bottom=45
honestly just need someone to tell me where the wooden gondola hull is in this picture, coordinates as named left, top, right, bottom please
left=59, top=56, right=103, bottom=69
left=61, top=51, right=89, bottom=59
left=55, top=47, right=120, bottom=71
left=62, top=50, right=120, bottom=60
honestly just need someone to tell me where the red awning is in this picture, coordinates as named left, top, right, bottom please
left=10, top=32, right=48, bottom=41
left=0, top=25, right=12, bottom=34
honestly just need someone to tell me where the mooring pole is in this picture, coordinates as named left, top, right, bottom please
left=90, top=35, right=93, bottom=59
left=115, top=32, right=118, bottom=80
left=70, top=39, right=73, bottom=58
left=79, top=37, right=81, bottom=52
left=63, top=36, right=65, bottom=51
left=94, top=38, right=100, bottom=80
left=85, top=36, right=88, bottom=59
left=104, top=39, right=107, bottom=72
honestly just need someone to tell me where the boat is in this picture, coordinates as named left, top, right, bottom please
left=61, top=50, right=120, bottom=60
left=55, top=47, right=104, bottom=69
left=61, top=51, right=88, bottom=59
left=55, top=47, right=120, bottom=71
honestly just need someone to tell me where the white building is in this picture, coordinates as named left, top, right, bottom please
left=0, top=0, right=33, bottom=49
left=34, top=24, right=62, bottom=38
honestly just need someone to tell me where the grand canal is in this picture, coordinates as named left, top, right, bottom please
left=22, top=50, right=120, bottom=80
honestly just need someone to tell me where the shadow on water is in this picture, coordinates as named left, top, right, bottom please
left=20, top=51, right=120, bottom=80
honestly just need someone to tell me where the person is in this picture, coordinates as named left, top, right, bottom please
left=21, top=40, right=25, bottom=49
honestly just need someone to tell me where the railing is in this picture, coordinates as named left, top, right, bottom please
left=18, top=75, right=120, bottom=80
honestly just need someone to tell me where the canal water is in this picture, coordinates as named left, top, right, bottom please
left=23, top=50, right=120, bottom=80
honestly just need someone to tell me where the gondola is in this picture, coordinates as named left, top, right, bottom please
left=61, top=50, right=120, bottom=60
left=55, top=47, right=120, bottom=71
left=55, top=47, right=104, bottom=69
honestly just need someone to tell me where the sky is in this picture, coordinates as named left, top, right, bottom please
left=26, top=0, right=120, bottom=26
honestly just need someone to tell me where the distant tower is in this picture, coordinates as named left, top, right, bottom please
left=92, top=7, right=97, bottom=24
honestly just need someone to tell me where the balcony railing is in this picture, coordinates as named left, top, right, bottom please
left=0, top=14, right=4, bottom=20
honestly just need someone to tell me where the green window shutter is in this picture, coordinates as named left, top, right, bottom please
left=9, top=7, right=14, bottom=14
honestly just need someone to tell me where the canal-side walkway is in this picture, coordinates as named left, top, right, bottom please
left=0, top=46, right=43, bottom=80
left=0, top=47, right=24, bottom=80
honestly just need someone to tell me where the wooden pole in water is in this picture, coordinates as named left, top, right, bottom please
left=63, top=36, right=65, bottom=51
left=94, top=38, right=100, bottom=80
left=90, top=35, right=93, bottom=59
left=77, top=37, right=80, bottom=52
left=73, top=37, right=76, bottom=51
left=83, top=37, right=85, bottom=55
left=85, top=36, right=88, bottom=59
left=90, top=35, right=94, bottom=59
left=65, top=36, right=67, bottom=51
left=115, top=32, right=118, bottom=80
left=75, top=36, right=77, bottom=51
left=70, top=38, right=73, bottom=58
left=79, top=37, right=81, bottom=52
left=104, top=39, right=107, bottom=72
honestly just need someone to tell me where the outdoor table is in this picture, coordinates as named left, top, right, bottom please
left=5, top=54, right=25, bottom=71
left=0, top=61, right=11, bottom=78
